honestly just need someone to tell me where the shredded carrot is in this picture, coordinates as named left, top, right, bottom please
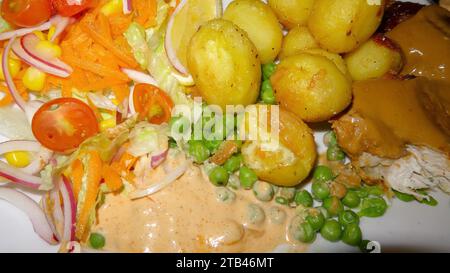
left=111, top=84, right=130, bottom=104
left=0, top=85, right=13, bottom=106
left=102, top=164, right=123, bottom=192
left=80, top=14, right=138, bottom=68
left=75, top=150, right=103, bottom=241
left=134, top=0, right=157, bottom=28
left=70, top=159, right=84, bottom=202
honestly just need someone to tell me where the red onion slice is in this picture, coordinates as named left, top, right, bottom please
left=2, top=36, right=28, bottom=111
left=60, top=176, right=76, bottom=242
left=0, top=21, right=52, bottom=41
left=87, top=93, right=117, bottom=111
left=49, top=16, right=72, bottom=42
left=0, top=187, right=58, bottom=244
left=116, top=97, right=129, bottom=125
left=121, top=68, right=158, bottom=85
left=0, top=140, right=41, bottom=154
left=165, top=0, right=190, bottom=76
left=130, top=159, right=189, bottom=199
left=41, top=191, right=60, bottom=242
left=0, top=161, right=42, bottom=189
left=122, top=0, right=132, bottom=14
left=151, top=149, right=169, bottom=169
left=12, top=33, right=73, bottom=78
left=21, top=147, right=53, bottom=175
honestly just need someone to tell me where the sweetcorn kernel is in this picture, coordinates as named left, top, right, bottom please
left=0, top=52, right=21, bottom=80
left=23, top=67, right=46, bottom=91
left=5, top=151, right=31, bottom=168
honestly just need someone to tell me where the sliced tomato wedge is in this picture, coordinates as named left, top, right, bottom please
left=1, top=0, right=52, bottom=27
left=31, top=98, right=99, bottom=152
left=133, top=84, right=174, bottom=125
left=51, top=0, right=95, bottom=17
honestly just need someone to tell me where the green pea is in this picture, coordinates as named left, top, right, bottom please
left=420, top=196, right=438, bottom=207
left=209, top=166, right=229, bottom=186
left=312, top=181, right=330, bottom=200
left=295, top=222, right=317, bottom=243
left=262, top=62, right=276, bottom=80
left=215, top=187, right=235, bottom=204
left=323, top=196, right=344, bottom=217
left=313, top=165, right=334, bottom=182
left=279, top=187, right=296, bottom=202
left=359, top=197, right=388, bottom=218
left=203, top=140, right=223, bottom=153
left=342, top=223, right=362, bottom=246
left=239, top=166, right=258, bottom=189
left=366, top=185, right=384, bottom=196
left=89, top=233, right=105, bottom=249
left=253, top=181, right=274, bottom=202
left=188, top=141, right=210, bottom=163
left=327, top=146, right=346, bottom=161
left=246, top=204, right=265, bottom=225
left=295, top=190, right=313, bottom=207
left=359, top=240, right=372, bottom=253
left=268, top=206, right=287, bottom=225
left=306, top=209, right=325, bottom=231
left=323, top=131, right=338, bottom=147
left=342, top=190, right=361, bottom=208
left=275, top=196, right=289, bottom=205
left=393, top=190, right=415, bottom=202
left=338, top=210, right=360, bottom=226
left=223, top=154, right=242, bottom=172
left=261, top=80, right=276, bottom=105
left=320, top=219, right=342, bottom=242
left=227, top=174, right=240, bottom=190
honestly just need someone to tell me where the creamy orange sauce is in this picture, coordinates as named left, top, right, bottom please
left=92, top=152, right=305, bottom=253
left=388, top=5, right=450, bottom=80
left=334, top=5, right=450, bottom=159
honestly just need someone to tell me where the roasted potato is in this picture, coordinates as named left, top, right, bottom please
left=187, top=19, right=261, bottom=110
left=241, top=105, right=317, bottom=187
left=271, top=53, right=352, bottom=122
left=279, top=26, right=318, bottom=59
left=301, top=48, right=351, bottom=80
left=345, top=35, right=404, bottom=81
left=268, top=0, right=316, bottom=29
left=224, top=0, right=283, bottom=64
left=308, top=0, right=385, bottom=53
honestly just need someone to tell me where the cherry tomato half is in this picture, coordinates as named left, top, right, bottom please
left=1, top=0, right=52, bottom=27
left=32, top=98, right=99, bottom=152
left=51, top=0, right=95, bottom=17
left=133, top=84, right=174, bottom=125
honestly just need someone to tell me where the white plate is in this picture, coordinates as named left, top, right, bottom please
left=1, top=0, right=449, bottom=253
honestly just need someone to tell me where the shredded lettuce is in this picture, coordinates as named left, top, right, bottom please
left=127, top=121, right=169, bottom=157
left=124, top=0, right=193, bottom=107
left=124, top=22, right=150, bottom=69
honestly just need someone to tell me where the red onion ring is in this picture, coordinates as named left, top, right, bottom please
left=164, top=0, right=190, bottom=76
left=0, top=22, right=52, bottom=41
left=121, top=68, right=158, bottom=85
left=0, top=161, right=42, bottom=189
left=123, top=0, right=132, bottom=14
left=49, top=16, right=72, bottom=42
left=0, top=140, right=41, bottom=154
left=151, top=149, right=169, bottom=169
left=0, top=186, right=58, bottom=244
left=41, top=190, right=60, bottom=242
left=12, top=33, right=73, bottom=78
left=60, top=176, right=76, bottom=242
left=2, top=36, right=27, bottom=111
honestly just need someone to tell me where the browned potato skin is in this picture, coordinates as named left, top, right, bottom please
left=241, top=106, right=317, bottom=187
left=271, top=53, right=352, bottom=122
left=308, top=0, right=385, bottom=53
left=279, top=26, right=319, bottom=59
left=345, top=34, right=404, bottom=81
left=223, top=0, right=283, bottom=64
left=187, top=19, right=261, bottom=110
left=268, top=0, right=316, bottom=29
